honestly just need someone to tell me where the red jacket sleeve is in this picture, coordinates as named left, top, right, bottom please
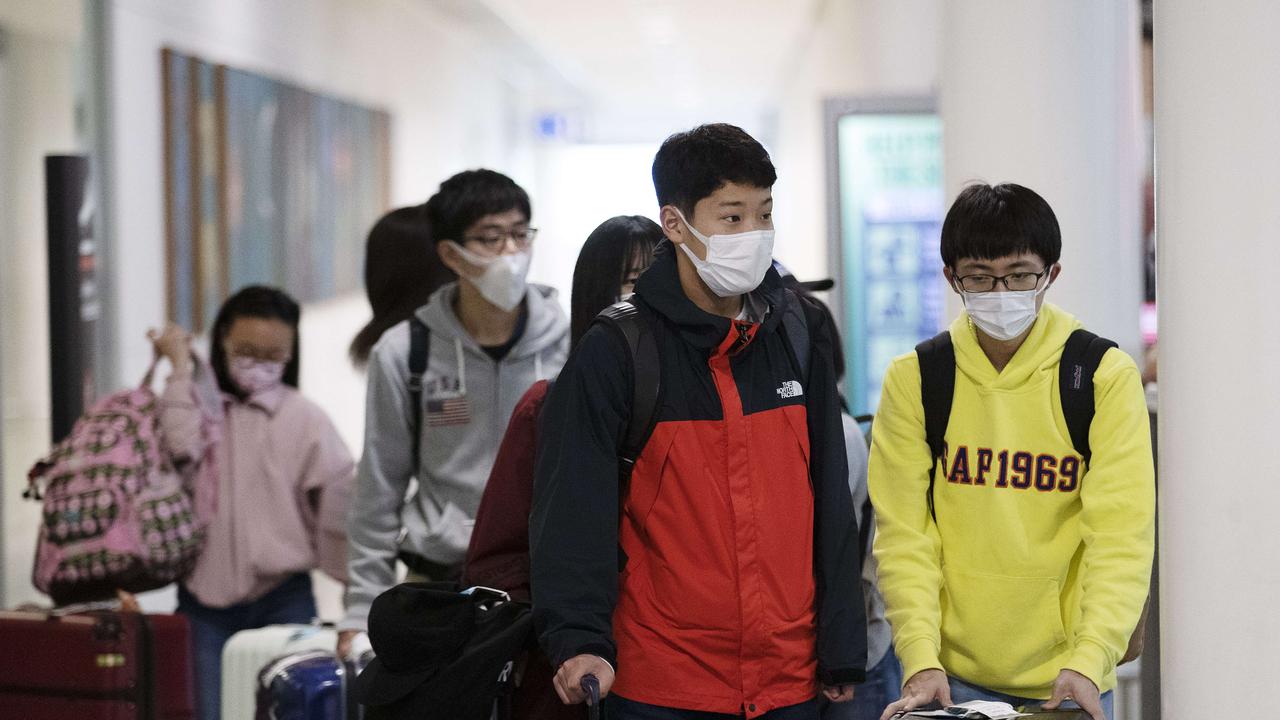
left=463, top=380, right=549, bottom=601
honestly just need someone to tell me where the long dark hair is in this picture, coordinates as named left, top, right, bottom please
left=211, top=285, right=302, bottom=398
left=349, top=204, right=457, bottom=366
left=570, top=216, right=663, bottom=347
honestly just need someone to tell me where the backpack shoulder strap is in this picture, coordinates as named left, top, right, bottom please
left=1059, top=328, right=1117, bottom=468
left=780, top=290, right=811, bottom=381
left=915, top=331, right=954, bottom=522
left=595, top=301, right=661, bottom=488
left=408, top=316, right=431, bottom=469
left=858, top=495, right=875, bottom=555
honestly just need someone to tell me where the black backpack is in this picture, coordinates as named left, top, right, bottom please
left=915, top=328, right=1117, bottom=521
left=593, top=291, right=812, bottom=490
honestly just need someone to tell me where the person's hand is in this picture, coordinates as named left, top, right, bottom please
left=147, top=324, right=192, bottom=371
left=116, top=589, right=141, bottom=613
left=879, top=669, right=952, bottom=720
left=553, top=654, right=615, bottom=705
left=1042, top=669, right=1104, bottom=720
left=336, top=630, right=360, bottom=660
left=823, top=684, right=855, bottom=702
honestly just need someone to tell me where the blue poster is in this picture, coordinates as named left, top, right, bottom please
left=836, top=113, right=944, bottom=415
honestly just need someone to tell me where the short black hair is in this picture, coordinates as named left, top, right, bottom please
left=570, top=215, right=663, bottom=347
left=652, top=123, right=777, bottom=218
left=211, top=285, right=301, bottom=398
left=940, top=183, right=1062, bottom=268
left=424, top=169, right=531, bottom=244
left=349, top=204, right=457, bottom=366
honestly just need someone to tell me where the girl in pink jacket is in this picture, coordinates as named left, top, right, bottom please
left=151, top=285, right=354, bottom=720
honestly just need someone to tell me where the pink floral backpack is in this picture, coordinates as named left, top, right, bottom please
left=26, top=358, right=222, bottom=605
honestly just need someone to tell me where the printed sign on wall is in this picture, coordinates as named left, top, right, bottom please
left=833, top=110, right=945, bottom=415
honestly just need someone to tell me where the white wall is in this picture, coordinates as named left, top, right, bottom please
left=770, top=0, right=943, bottom=284
left=0, top=4, right=83, bottom=608
left=526, top=142, right=661, bottom=302
left=939, top=1, right=1145, bottom=355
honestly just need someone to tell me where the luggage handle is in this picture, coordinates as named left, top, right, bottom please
left=50, top=599, right=125, bottom=617
left=461, top=585, right=511, bottom=601
left=461, top=585, right=511, bottom=611
left=140, top=356, right=161, bottom=389
left=581, top=674, right=600, bottom=720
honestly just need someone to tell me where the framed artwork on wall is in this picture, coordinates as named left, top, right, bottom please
left=163, top=48, right=391, bottom=331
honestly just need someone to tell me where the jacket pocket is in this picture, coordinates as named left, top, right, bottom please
left=757, top=408, right=815, bottom=625
left=417, top=499, right=474, bottom=562
left=780, top=406, right=812, bottom=477
left=624, top=428, right=676, bottom=537
left=941, top=565, right=1067, bottom=680
left=248, top=454, right=312, bottom=577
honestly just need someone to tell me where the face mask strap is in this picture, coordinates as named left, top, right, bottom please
left=672, top=208, right=714, bottom=250
left=445, top=240, right=500, bottom=274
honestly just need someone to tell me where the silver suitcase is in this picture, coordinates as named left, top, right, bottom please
left=221, top=624, right=337, bottom=720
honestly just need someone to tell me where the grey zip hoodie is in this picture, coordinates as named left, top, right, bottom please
left=341, top=282, right=569, bottom=631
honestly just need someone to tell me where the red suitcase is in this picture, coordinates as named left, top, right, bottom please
left=0, top=608, right=195, bottom=719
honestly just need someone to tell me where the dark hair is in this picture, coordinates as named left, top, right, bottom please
left=570, top=216, right=663, bottom=347
left=425, top=169, right=531, bottom=245
left=940, top=183, right=1062, bottom=268
left=210, top=285, right=301, bottom=398
left=652, top=123, right=777, bottom=218
left=349, top=204, right=457, bottom=366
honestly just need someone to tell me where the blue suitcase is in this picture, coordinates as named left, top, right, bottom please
left=255, top=650, right=353, bottom=720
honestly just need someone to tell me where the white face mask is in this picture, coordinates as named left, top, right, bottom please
left=961, top=282, right=1050, bottom=341
left=674, top=209, right=775, bottom=298
left=446, top=242, right=531, bottom=312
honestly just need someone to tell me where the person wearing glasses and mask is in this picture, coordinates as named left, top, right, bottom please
left=338, top=170, right=569, bottom=657
left=870, top=184, right=1154, bottom=720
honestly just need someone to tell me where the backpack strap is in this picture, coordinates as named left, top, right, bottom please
left=858, top=495, right=875, bottom=555
left=408, top=317, right=431, bottom=469
left=915, top=331, right=955, bottom=523
left=779, top=290, right=811, bottom=381
left=1059, top=328, right=1117, bottom=468
left=595, top=301, right=661, bottom=492
left=855, top=412, right=876, bottom=552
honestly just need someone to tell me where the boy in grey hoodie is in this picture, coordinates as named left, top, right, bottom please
left=338, top=170, right=569, bottom=650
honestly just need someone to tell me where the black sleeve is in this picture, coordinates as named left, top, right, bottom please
left=529, top=323, right=631, bottom=669
left=805, top=303, right=869, bottom=685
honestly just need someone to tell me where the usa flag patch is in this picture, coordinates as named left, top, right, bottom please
left=426, top=396, right=471, bottom=427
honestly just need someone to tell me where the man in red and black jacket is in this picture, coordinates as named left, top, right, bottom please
left=530, top=124, right=866, bottom=719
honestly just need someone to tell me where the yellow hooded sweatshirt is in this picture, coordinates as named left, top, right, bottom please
left=868, top=303, right=1154, bottom=698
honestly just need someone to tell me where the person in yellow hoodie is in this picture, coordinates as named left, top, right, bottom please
left=871, top=183, right=1154, bottom=720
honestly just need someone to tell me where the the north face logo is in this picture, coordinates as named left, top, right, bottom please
left=776, top=381, right=803, bottom=399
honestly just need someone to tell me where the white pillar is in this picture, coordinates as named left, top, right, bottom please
left=0, top=24, right=80, bottom=607
left=940, top=1, right=1145, bottom=355
left=1154, top=2, right=1280, bottom=713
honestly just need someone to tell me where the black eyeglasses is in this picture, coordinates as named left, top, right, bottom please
left=953, top=267, right=1051, bottom=293
left=462, top=227, right=538, bottom=253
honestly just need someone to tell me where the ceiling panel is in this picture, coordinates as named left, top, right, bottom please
left=472, top=0, right=824, bottom=127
